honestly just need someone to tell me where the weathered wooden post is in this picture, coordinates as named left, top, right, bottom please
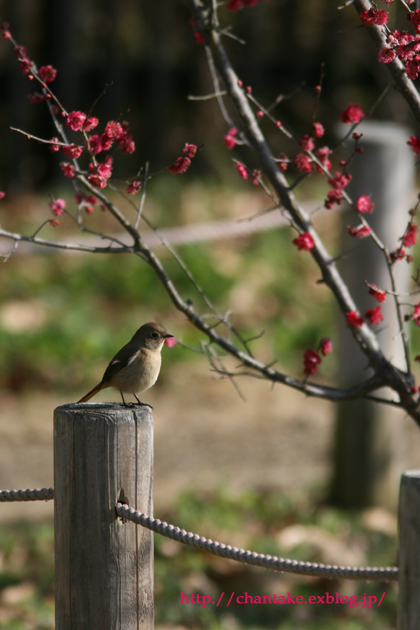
left=332, top=121, right=414, bottom=509
left=398, top=470, right=420, bottom=630
left=54, top=403, right=154, bottom=630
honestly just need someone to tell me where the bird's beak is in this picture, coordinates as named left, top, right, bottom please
left=164, top=333, right=174, bottom=339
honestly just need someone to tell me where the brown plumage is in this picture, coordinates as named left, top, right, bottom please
left=78, top=322, right=173, bottom=405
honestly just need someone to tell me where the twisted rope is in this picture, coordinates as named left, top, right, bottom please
left=0, top=489, right=398, bottom=581
left=115, top=503, right=398, bottom=582
left=0, top=487, right=54, bottom=502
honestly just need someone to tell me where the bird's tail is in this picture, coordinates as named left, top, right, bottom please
left=78, top=383, right=103, bottom=403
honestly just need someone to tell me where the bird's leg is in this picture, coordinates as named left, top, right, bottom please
left=134, top=393, right=153, bottom=410
left=120, top=392, right=128, bottom=406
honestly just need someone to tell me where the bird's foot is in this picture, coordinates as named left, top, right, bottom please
left=134, top=394, right=153, bottom=410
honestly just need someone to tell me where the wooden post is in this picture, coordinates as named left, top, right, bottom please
left=398, top=471, right=420, bottom=630
left=332, top=121, right=413, bottom=510
left=54, top=403, right=154, bottom=630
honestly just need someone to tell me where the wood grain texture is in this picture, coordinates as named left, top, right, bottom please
left=54, top=403, right=153, bottom=630
left=398, top=471, right=420, bottom=630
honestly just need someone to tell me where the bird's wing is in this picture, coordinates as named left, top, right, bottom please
left=100, top=343, right=144, bottom=385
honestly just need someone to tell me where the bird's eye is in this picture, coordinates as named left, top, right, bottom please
left=151, top=332, right=159, bottom=338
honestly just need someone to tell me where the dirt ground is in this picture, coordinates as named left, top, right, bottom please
left=1, top=361, right=420, bottom=523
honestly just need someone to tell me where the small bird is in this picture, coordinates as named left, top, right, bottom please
left=78, top=322, right=174, bottom=405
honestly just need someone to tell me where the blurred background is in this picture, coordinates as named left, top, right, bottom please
left=1, top=0, right=420, bottom=628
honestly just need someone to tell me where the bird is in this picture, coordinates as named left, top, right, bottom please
left=78, top=322, right=174, bottom=406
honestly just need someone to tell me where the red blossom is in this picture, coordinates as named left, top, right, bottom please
left=48, top=198, right=66, bottom=216
left=85, top=195, right=99, bottom=205
left=277, top=153, right=289, bottom=172
left=320, top=338, right=333, bottom=356
left=368, top=283, right=386, bottom=303
left=1, top=30, right=11, bottom=39
left=74, top=193, right=99, bottom=210
left=390, top=247, right=406, bottom=263
left=28, top=92, right=45, bottom=104
left=101, top=133, right=114, bottom=151
left=66, top=111, right=87, bottom=132
left=169, top=156, right=191, bottom=174
left=315, top=146, right=332, bottom=172
left=62, top=144, right=83, bottom=159
left=346, top=311, right=364, bottom=327
left=235, top=161, right=249, bottom=179
left=183, top=143, right=197, bottom=158
left=360, top=9, right=388, bottom=25
left=60, top=163, right=75, bottom=178
left=408, top=9, right=420, bottom=31
left=402, top=222, right=418, bottom=248
left=49, top=137, right=60, bottom=153
left=406, top=61, right=420, bottom=80
left=88, top=135, right=103, bottom=154
left=303, top=349, right=322, bottom=375
left=116, top=133, right=135, bottom=154
left=88, top=174, right=107, bottom=188
left=189, top=17, right=206, bottom=45
left=193, top=31, right=206, bottom=45
left=340, top=104, right=365, bottom=124
left=413, top=304, right=420, bottom=326
left=293, top=232, right=315, bottom=251
left=325, top=189, right=343, bottom=210
left=378, top=48, right=396, bottom=63
left=14, top=45, right=27, bottom=59
left=0, top=192, right=5, bottom=200
left=347, top=224, right=372, bottom=238
left=165, top=336, right=178, bottom=348
left=328, top=172, right=352, bottom=190
left=224, top=128, right=237, bottom=150
left=365, top=306, right=384, bottom=325
left=407, top=136, right=420, bottom=156
left=396, top=43, right=415, bottom=63
left=294, top=153, right=312, bottom=173
left=19, top=58, right=32, bottom=75
left=84, top=117, right=99, bottom=132
left=104, top=121, right=123, bottom=139
left=252, top=169, right=261, bottom=185
left=126, top=181, right=142, bottom=194
left=39, top=65, right=57, bottom=82
left=357, top=195, right=375, bottom=214
left=50, top=219, right=59, bottom=228
left=312, top=122, right=324, bottom=138
left=299, top=135, right=315, bottom=151
left=97, top=155, right=113, bottom=180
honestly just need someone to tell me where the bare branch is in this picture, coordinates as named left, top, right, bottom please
left=0, top=228, right=133, bottom=255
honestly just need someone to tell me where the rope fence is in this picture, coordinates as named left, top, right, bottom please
left=0, top=486, right=398, bottom=582
left=0, top=487, right=54, bottom=502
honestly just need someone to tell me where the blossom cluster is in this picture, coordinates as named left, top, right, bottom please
left=346, top=306, right=384, bottom=327
left=303, top=338, right=332, bottom=375
left=368, top=6, right=420, bottom=80
left=169, top=143, right=197, bottom=174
